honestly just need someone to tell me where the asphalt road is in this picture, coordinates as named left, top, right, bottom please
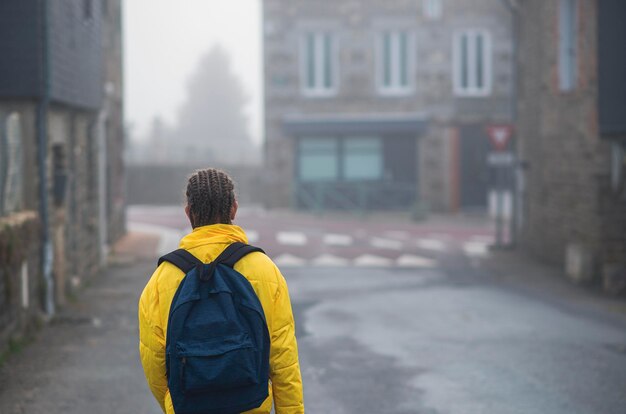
left=288, top=265, right=626, bottom=414
left=1, top=209, right=625, bottom=413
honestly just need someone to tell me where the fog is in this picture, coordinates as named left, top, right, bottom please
left=123, top=0, right=263, bottom=144
left=1, top=1, right=625, bottom=413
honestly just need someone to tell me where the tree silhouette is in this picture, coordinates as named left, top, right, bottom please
left=175, top=45, right=254, bottom=165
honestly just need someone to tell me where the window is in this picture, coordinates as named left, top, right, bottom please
left=344, top=138, right=383, bottom=180
left=299, top=138, right=339, bottom=181
left=83, top=0, right=93, bottom=20
left=377, top=30, right=413, bottom=95
left=298, top=137, right=383, bottom=181
left=453, top=30, right=492, bottom=96
left=301, top=32, right=337, bottom=96
left=0, top=113, right=24, bottom=215
left=559, top=0, right=578, bottom=91
left=423, top=0, right=443, bottom=20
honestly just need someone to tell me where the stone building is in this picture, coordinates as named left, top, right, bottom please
left=0, top=0, right=125, bottom=349
left=516, top=0, right=626, bottom=292
left=262, top=0, right=514, bottom=211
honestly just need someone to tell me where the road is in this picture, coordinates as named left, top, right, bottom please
left=0, top=206, right=625, bottom=413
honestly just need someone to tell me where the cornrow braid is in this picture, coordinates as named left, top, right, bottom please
left=185, top=168, right=235, bottom=227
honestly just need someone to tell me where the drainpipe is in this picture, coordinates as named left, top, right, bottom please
left=96, top=83, right=114, bottom=267
left=37, top=0, right=54, bottom=316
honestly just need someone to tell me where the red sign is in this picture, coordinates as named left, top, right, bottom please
left=486, top=125, right=514, bottom=152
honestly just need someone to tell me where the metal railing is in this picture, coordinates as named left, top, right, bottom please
left=294, top=180, right=418, bottom=214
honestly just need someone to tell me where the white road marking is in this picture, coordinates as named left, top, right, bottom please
left=245, top=230, right=259, bottom=243
left=323, top=234, right=353, bottom=246
left=396, top=255, right=437, bottom=268
left=370, top=237, right=403, bottom=250
left=416, top=238, right=447, bottom=252
left=311, top=254, right=349, bottom=267
left=463, top=241, right=490, bottom=257
left=276, top=232, right=308, bottom=246
left=273, top=254, right=307, bottom=267
left=353, top=254, right=393, bottom=267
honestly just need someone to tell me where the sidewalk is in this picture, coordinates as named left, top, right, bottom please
left=481, top=249, right=626, bottom=328
left=0, top=232, right=161, bottom=414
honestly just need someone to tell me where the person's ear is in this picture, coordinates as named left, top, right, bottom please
left=185, top=204, right=194, bottom=227
left=230, top=199, right=238, bottom=221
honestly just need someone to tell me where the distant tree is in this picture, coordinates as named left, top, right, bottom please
left=175, top=45, right=253, bottom=164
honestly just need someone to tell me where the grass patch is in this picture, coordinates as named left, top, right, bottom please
left=0, top=335, right=33, bottom=369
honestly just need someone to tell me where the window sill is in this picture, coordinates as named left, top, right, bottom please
left=377, top=89, right=415, bottom=97
left=301, top=89, right=338, bottom=98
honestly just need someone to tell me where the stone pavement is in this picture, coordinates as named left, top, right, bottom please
left=0, top=232, right=162, bottom=414
left=479, top=249, right=626, bottom=328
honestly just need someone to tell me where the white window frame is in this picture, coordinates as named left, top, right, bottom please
left=453, top=29, right=492, bottom=97
left=423, top=0, right=443, bottom=21
left=300, top=31, right=338, bottom=97
left=376, top=30, right=415, bottom=96
left=559, top=0, right=578, bottom=92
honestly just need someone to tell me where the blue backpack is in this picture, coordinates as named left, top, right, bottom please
left=158, top=242, right=270, bottom=414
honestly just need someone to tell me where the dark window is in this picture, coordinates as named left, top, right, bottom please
left=559, top=0, right=578, bottom=91
left=83, top=0, right=93, bottom=20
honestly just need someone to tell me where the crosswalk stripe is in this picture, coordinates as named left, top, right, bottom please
left=322, top=234, right=353, bottom=246
left=245, top=230, right=259, bottom=243
left=396, top=254, right=437, bottom=268
left=273, top=254, right=307, bottom=267
left=463, top=241, right=490, bottom=257
left=370, top=237, right=403, bottom=250
left=416, top=238, right=447, bottom=252
left=354, top=254, right=393, bottom=267
left=311, top=254, right=349, bottom=267
left=276, top=232, right=308, bottom=246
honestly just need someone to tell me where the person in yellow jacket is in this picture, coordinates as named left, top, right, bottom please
left=139, top=168, right=304, bottom=414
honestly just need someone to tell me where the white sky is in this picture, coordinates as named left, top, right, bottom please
left=123, top=0, right=262, bottom=144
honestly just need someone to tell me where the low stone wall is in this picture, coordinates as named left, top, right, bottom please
left=0, top=211, right=42, bottom=356
left=126, top=164, right=266, bottom=206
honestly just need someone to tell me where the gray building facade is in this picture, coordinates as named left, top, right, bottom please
left=262, top=0, right=513, bottom=212
left=0, top=0, right=126, bottom=350
left=516, top=0, right=626, bottom=293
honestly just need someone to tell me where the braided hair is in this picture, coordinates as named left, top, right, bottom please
left=185, top=168, right=236, bottom=228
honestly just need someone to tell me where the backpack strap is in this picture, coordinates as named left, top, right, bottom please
left=215, top=242, right=265, bottom=268
left=158, top=249, right=203, bottom=273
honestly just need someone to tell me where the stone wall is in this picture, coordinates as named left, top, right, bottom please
left=49, top=109, right=101, bottom=304
left=0, top=212, right=42, bottom=354
left=126, top=164, right=267, bottom=207
left=517, top=1, right=626, bottom=292
left=262, top=0, right=513, bottom=210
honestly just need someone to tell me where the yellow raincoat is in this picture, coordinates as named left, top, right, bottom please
left=139, top=224, right=304, bottom=413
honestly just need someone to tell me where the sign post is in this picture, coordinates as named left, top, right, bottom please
left=486, top=125, right=514, bottom=249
